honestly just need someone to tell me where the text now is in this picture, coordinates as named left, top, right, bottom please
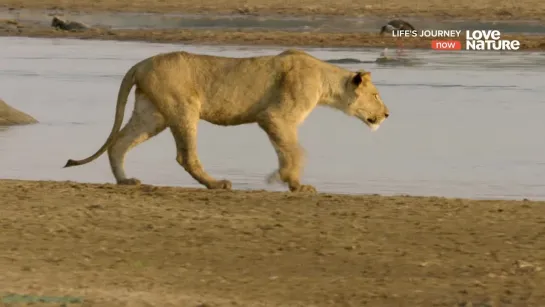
left=431, top=40, right=462, bottom=50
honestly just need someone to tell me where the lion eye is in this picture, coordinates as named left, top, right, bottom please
left=373, top=94, right=380, bottom=100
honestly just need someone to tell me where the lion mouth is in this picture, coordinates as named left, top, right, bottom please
left=360, top=115, right=380, bottom=131
left=355, top=109, right=381, bottom=131
left=366, top=117, right=377, bottom=125
left=359, top=117, right=379, bottom=131
left=368, top=123, right=380, bottom=131
left=364, top=120, right=379, bottom=130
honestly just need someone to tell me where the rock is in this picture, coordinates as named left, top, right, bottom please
left=0, top=99, right=38, bottom=126
left=51, top=16, right=90, bottom=32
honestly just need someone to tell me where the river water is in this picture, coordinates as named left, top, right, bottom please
left=1, top=37, right=544, bottom=200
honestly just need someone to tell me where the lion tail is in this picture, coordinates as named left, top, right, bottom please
left=63, top=62, right=139, bottom=168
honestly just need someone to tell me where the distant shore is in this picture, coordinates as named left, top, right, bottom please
left=2, top=17, right=545, bottom=51
left=2, top=0, right=545, bottom=20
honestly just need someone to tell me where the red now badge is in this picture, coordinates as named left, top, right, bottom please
left=431, top=40, right=462, bottom=50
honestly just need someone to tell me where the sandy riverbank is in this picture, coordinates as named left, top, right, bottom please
left=1, top=179, right=545, bottom=306
left=2, top=18, right=545, bottom=50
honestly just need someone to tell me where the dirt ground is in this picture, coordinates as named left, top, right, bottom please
left=2, top=0, right=545, bottom=20
left=1, top=179, right=545, bottom=306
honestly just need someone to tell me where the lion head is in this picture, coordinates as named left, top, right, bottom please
left=340, top=71, right=389, bottom=131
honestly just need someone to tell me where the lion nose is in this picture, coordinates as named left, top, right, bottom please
left=384, top=112, right=389, bottom=118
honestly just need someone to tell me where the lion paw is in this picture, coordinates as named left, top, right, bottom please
left=117, top=178, right=141, bottom=186
left=290, top=184, right=317, bottom=193
left=207, top=180, right=232, bottom=190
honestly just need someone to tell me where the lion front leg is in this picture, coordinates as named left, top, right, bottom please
left=169, top=120, right=232, bottom=190
left=259, top=120, right=317, bottom=194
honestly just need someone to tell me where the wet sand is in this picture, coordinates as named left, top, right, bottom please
left=1, top=179, right=545, bottom=306
left=3, top=18, right=545, bottom=50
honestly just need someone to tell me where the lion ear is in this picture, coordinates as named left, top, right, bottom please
left=352, top=71, right=371, bottom=86
left=352, top=73, right=363, bottom=86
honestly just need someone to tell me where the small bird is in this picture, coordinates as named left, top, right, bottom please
left=51, top=16, right=90, bottom=32
left=379, top=19, right=416, bottom=35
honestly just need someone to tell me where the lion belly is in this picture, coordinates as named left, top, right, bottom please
left=199, top=95, right=268, bottom=126
left=197, top=79, right=276, bottom=126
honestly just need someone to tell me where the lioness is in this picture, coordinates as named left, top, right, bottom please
left=64, top=49, right=389, bottom=193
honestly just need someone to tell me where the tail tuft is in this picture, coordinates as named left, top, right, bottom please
left=64, top=159, right=78, bottom=168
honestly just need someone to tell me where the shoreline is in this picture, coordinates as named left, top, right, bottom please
left=0, top=179, right=540, bottom=203
left=2, top=6, right=545, bottom=50
left=2, top=20, right=545, bottom=51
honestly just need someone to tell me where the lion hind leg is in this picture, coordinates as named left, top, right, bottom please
left=107, top=90, right=167, bottom=185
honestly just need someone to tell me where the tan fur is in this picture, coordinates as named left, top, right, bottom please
left=64, top=49, right=389, bottom=193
